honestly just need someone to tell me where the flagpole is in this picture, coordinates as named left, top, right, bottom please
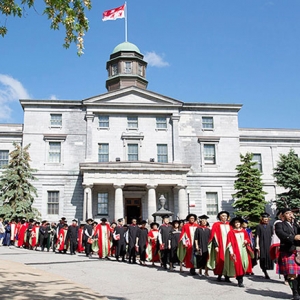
left=125, top=1, right=128, bottom=42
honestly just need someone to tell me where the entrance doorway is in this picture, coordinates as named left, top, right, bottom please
left=125, top=198, right=142, bottom=224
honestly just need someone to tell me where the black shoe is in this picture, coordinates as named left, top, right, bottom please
left=190, top=268, right=196, bottom=276
left=217, top=275, right=222, bottom=282
left=225, top=276, right=231, bottom=283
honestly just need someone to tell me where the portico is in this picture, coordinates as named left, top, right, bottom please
left=80, top=161, right=191, bottom=223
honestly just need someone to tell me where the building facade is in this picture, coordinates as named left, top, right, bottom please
left=1, top=42, right=300, bottom=223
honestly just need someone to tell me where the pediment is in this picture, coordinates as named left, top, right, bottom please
left=83, top=86, right=183, bottom=107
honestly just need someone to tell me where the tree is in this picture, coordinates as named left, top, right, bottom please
left=0, top=142, right=40, bottom=220
left=0, top=0, right=91, bottom=55
left=273, top=148, right=300, bottom=210
left=232, top=152, right=267, bottom=229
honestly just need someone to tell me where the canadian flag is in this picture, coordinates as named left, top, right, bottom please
left=102, top=4, right=126, bottom=21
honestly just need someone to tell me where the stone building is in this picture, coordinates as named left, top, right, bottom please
left=1, top=41, right=300, bottom=223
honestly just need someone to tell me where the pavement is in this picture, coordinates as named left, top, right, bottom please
left=0, top=245, right=293, bottom=300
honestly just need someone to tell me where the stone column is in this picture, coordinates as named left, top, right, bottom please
left=114, top=185, right=124, bottom=221
left=171, top=114, right=180, bottom=163
left=85, top=113, right=94, bottom=162
left=177, top=185, right=187, bottom=220
left=147, top=185, right=157, bottom=223
left=83, top=185, right=93, bottom=219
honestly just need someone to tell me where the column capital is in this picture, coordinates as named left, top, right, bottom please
left=113, top=184, right=124, bottom=190
left=174, top=185, right=187, bottom=191
left=83, top=184, right=93, bottom=190
left=171, top=114, right=180, bottom=122
left=146, top=185, right=157, bottom=190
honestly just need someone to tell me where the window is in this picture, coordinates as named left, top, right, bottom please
left=206, top=192, right=218, bottom=215
left=138, top=64, right=143, bottom=76
left=98, top=192, right=108, bottom=215
left=98, top=143, right=109, bottom=162
left=47, top=191, right=59, bottom=215
left=252, top=153, right=262, bottom=172
left=50, top=114, right=62, bottom=127
left=157, top=144, right=168, bottom=163
left=202, top=117, right=214, bottom=130
left=156, top=117, right=167, bottom=129
left=203, top=144, right=216, bottom=164
left=112, top=64, right=118, bottom=76
left=127, top=116, right=138, bottom=129
left=124, top=62, right=132, bottom=74
left=98, top=115, right=109, bottom=128
left=0, top=150, right=9, bottom=168
left=49, top=142, right=61, bottom=163
left=128, top=144, right=138, bottom=161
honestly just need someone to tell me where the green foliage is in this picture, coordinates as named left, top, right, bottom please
left=0, top=0, right=92, bottom=55
left=273, top=149, right=300, bottom=211
left=232, top=152, right=267, bottom=229
left=0, top=142, right=40, bottom=220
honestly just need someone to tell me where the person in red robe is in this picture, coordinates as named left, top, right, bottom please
left=225, top=217, right=251, bottom=287
left=77, top=224, right=85, bottom=253
left=207, top=210, right=231, bottom=282
left=178, top=214, right=199, bottom=275
left=10, top=219, right=17, bottom=245
left=148, top=222, right=160, bottom=265
left=17, top=219, right=28, bottom=248
left=94, top=218, right=111, bottom=259
left=30, top=221, right=40, bottom=250
left=56, top=223, right=69, bottom=253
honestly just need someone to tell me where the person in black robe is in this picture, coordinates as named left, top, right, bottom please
left=255, top=212, right=274, bottom=279
left=194, top=215, right=211, bottom=276
left=168, top=220, right=181, bottom=271
left=83, top=218, right=93, bottom=257
left=128, top=218, right=139, bottom=264
left=114, top=218, right=126, bottom=262
left=39, top=220, right=50, bottom=251
left=136, top=220, right=148, bottom=265
left=67, top=219, right=79, bottom=255
left=158, top=215, right=173, bottom=269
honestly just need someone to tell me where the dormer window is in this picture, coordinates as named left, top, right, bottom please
left=50, top=114, right=62, bottom=127
left=124, top=62, right=132, bottom=74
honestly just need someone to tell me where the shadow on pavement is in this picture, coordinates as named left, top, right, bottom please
left=245, top=288, right=290, bottom=299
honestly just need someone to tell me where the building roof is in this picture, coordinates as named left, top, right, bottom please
left=112, top=42, right=141, bottom=54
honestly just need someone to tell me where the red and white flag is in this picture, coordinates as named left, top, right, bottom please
left=102, top=4, right=126, bottom=21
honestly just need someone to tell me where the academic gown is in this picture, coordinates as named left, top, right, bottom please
left=178, top=222, right=199, bottom=269
left=114, top=225, right=126, bottom=258
left=207, top=221, right=230, bottom=275
left=94, top=223, right=111, bottom=258
left=148, top=229, right=160, bottom=262
left=194, top=226, right=211, bottom=269
left=77, top=228, right=85, bottom=253
left=128, top=224, right=139, bottom=261
left=17, top=223, right=28, bottom=247
left=30, top=225, right=40, bottom=248
left=225, top=229, right=250, bottom=277
left=137, top=227, right=148, bottom=261
left=169, top=229, right=181, bottom=263
left=57, top=228, right=68, bottom=252
left=256, top=223, right=274, bottom=271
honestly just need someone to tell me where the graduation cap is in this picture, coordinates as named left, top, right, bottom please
left=150, top=222, right=159, bottom=228
left=260, top=212, right=270, bottom=218
left=217, top=211, right=230, bottom=220
left=186, top=213, right=197, bottom=220
left=198, top=215, right=209, bottom=220
left=42, top=220, right=47, bottom=224
left=86, top=218, right=93, bottom=222
left=72, top=219, right=78, bottom=223
left=61, top=217, right=66, bottom=221
left=229, top=216, right=244, bottom=227
left=171, top=220, right=180, bottom=226
left=140, top=220, right=147, bottom=225
left=280, top=208, right=292, bottom=215
left=101, top=218, right=107, bottom=222
left=162, top=215, right=170, bottom=219
left=117, top=218, right=123, bottom=222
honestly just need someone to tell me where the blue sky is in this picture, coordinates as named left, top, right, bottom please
left=0, top=0, right=300, bottom=129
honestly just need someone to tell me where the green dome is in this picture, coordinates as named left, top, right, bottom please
left=112, top=42, right=141, bottom=54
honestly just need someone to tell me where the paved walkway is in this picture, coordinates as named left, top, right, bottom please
left=0, top=252, right=107, bottom=300
left=0, top=245, right=292, bottom=300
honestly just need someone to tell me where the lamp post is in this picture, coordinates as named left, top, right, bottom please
left=187, top=190, right=190, bottom=215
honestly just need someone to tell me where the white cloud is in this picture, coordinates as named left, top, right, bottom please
left=144, top=51, right=169, bottom=67
left=50, top=94, right=59, bottom=100
left=0, top=74, right=30, bottom=121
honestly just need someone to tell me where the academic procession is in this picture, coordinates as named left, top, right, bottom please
left=1, top=209, right=299, bottom=300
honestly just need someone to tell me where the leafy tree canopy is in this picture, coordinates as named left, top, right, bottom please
left=273, top=148, right=300, bottom=210
left=232, top=152, right=267, bottom=229
left=0, top=142, right=40, bottom=220
left=0, top=0, right=92, bottom=55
